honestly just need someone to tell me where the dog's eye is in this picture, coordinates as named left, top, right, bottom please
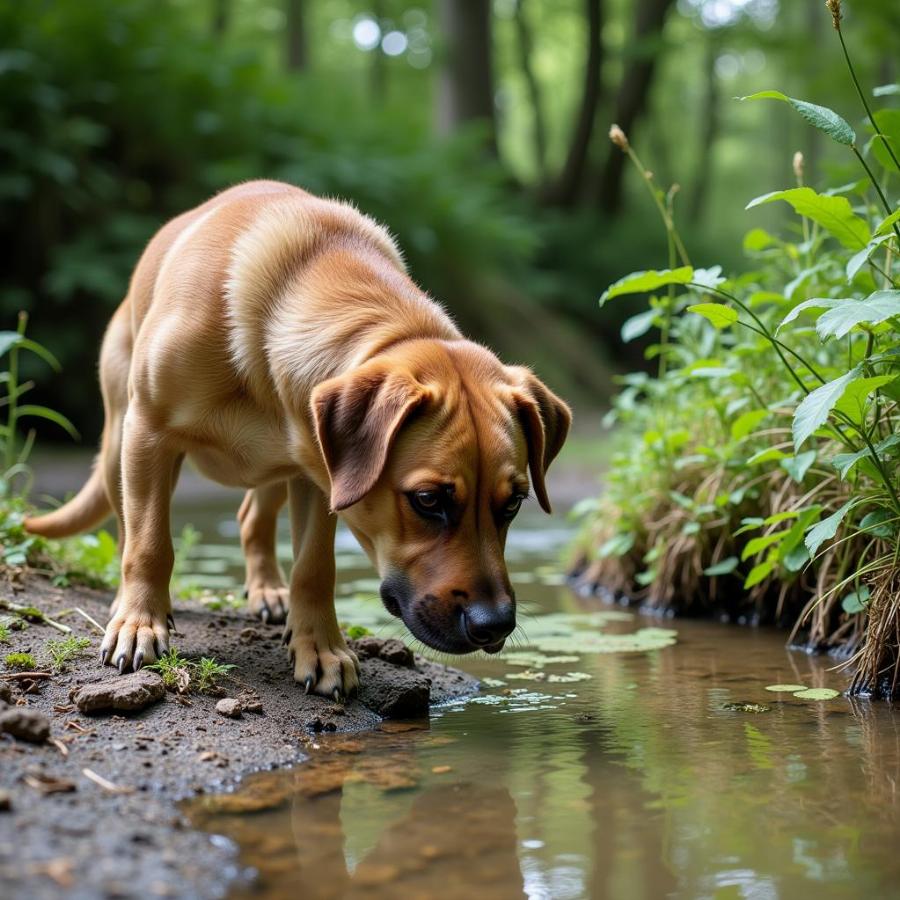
left=407, top=489, right=447, bottom=520
left=503, top=494, right=525, bottom=519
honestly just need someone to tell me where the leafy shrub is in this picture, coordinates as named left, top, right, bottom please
left=573, top=4, right=900, bottom=696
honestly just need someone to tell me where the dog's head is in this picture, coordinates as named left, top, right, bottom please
left=311, top=339, right=570, bottom=654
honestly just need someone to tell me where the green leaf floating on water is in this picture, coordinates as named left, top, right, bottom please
left=765, top=684, right=807, bottom=693
left=521, top=611, right=677, bottom=655
left=792, top=688, right=841, bottom=701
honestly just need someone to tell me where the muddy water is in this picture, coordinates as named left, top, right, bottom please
left=178, top=507, right=900, bottom=900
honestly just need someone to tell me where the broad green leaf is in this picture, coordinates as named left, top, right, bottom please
left=15, top=404, right=80, bottom=440
left=859, top=509, right=897, bottom=539
left=778, top=506, right=823, bottom=563
left=687, top=302, right=738, bottom=329
left=805, top=500, right=855, bottom=557
left=739, top=91, right=856, bottom=145
left=780, top=450, right=816, bottom=483
left=792, top=688, right=841, bottom=701
left=763, top=511, right=800, bottom=526
left=871, top=109, right=900, bottom=172
left=833, top=375, right=896, bottom=424
left=744, top=559, right=775, bottom=588
left=747, top=447, right=789, bottom=466
left=765, top=684, right=807, bottom=693
left=792, top=367, right=861, bottom=450
left=692, top=266, right=726, bottom=289
left=841, top=585, right=870, bottom=614
left=874, top=208, right=900, bottom=236
left=598, top=532, right=635, bottom=559
left=746, top=187, right=870, bottom=250
left=703, top=557, right=738, bottom=577
left=743, top=228, right=777, bottom=252
left=600, top=267, right=693, bottom=305
left=730, top=409, right=767, bottom=441
left=777, top=297, right=840, bottom=333
left=846, top=234, right=893, bottom=282
left=620, top=309, right=658, bottom=343
left=815, top=291, right=900, bottom=340
left=742, top=530, right=790, bottom=561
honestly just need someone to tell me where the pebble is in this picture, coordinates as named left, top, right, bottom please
left=70, top=671, right=166, bottom=713
left=0, top=707, right=51, bottom=743
left=0, top=789, right=11, bottom=812
left=215, top=698, right=242, bottom=719
left=0, top=681, right=12, bottom=704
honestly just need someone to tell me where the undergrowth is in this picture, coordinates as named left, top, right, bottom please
left=573, top=0, right=899, bottom=696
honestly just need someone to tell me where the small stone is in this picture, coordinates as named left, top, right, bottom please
left=0, top=789, right=11, bottom=811
left=238, top=627, right=261, bottom=644
left=0, top=681, right=12, bottom=704
left=357, top=658, right=430, bottom=718
left=70, top=671, right=166, bottom=714
left=431, top=765, right=452, bottom=774
left=349, top=636, right=414, bottom=668
left=215, top=698, right=242, bottom=719
left=0, top=707, right=50, bottom=743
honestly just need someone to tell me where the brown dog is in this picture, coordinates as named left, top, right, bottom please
left=25, top=180, right=570, bottom=699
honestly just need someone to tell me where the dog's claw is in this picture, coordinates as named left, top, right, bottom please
left=167, top=614, right=176, bottom=633
left=100, top=648, right=109, bottom=667
left=304, top=676, right=313, bottom=695
left=333, top=689, right=343, bottom=705
left=281, top=628, right=292, bottom=646
left=260, top=605, right=270, bottom=624
left=116, top=654, right=127, bottom=675
left=134, top=651, right=144, bottom=671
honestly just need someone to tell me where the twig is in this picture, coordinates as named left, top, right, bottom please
left=0, top=671, right=52, bottom=681
left=57, top=607, right=105, bottom=634
left=0, top=599, right=71, bottom=634
left=82, top=768, right=135, bottom=795
left=51, top=738, right=69, bottom=758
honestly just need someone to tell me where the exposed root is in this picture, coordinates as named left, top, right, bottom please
left=848, top=566, right=900, bottom=698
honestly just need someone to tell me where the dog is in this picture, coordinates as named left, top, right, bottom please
left=25, top=180, right=571, bottom=699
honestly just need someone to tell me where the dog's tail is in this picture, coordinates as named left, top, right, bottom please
left=25, top=459, right=111, bottom=538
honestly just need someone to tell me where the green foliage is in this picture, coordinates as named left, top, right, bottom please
left=46, top=635, right=91, bottom=672
left=0, top=621, right=10, bottom=642
left=4, top=651, right=36, bottom=670
left=147, top=648, right=235, bottom=694
left=576, top=30, right=899, bottom=649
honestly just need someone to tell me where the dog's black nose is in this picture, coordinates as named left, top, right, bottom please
left=463, top=599, right=516, bottom=647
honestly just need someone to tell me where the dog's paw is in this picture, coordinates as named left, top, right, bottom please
left=246, top=581, right=289, bottom=624
left=283, top=614, right=360, bottom=701
left=100, top=608, right=170, bottom=673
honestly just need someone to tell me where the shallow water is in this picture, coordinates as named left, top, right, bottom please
left=179, top=506, right=900, bottom=900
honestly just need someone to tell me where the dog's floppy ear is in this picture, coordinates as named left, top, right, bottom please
left=509, top=369, right=572, bottom=514
left=312, top=361, right=429, bottom=511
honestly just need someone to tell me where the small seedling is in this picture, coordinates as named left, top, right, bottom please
left=46, top=635, right=92, bottom=672
left=147, top=648, right=193, bottom=693
left=4, top=651, right=36, bottom=670
left=194, top=657, right=236, bottom=694
left=345, top=624, right=373, bottom=640
left=0, top=621, right=10, bottom=643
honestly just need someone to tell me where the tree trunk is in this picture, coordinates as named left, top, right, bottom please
left=596, top=0, right=676, bottom=213
left=687, top=34, right=720, bottom=223
left=512, top=0, right=548, bottom=179
left=286, top=0, right=308, bottom=71
left=211, top=0, right=230, bottom=36
left=545, top=0, right=603, bottom=207
left=435, top=0, right=497, bottom=155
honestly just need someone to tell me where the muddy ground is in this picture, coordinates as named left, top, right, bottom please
left=0, top=577, right=478, bottom=899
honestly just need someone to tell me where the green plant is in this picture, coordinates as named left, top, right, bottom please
left=147, top=648, right=236, bottom=694
left=0, top=311, right=78, bottom=491
left=345, top=625, right=373, bottom=640
left=0, top=621, right=10, bottom=643
left=193, top=657, right=236, bottom=694
left=574, top=0, right=899, bottom=695
left=4, top=651, right=36, bottom=670
left=46, top=635, right=92, bottom=672
left=171, top=525, right=201, bottom=598
left=147, top=648, right=193, bottom=693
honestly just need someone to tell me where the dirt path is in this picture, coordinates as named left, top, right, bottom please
left=0, top=578, right=477, bottom=899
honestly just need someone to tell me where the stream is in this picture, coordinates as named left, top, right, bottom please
left=173, top=503, right=900, bottom=900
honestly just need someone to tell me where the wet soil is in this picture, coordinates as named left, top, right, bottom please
left=0, top=577, right=477, bottom=899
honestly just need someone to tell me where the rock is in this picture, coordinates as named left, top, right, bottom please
left=357, top=658, right=430, bottom=718
left=70, top=671, right=166, bottom=714
left=350, top=636, right=415, bottom=668
left=238, top=627, right=261, bottom=644
left=0, top=681, right=12, bottom=704
left=0, top=707, right=50, bottom=743
left=215, top=698, right=242, bottom=719
left=0, top=789, right=10, bottom=811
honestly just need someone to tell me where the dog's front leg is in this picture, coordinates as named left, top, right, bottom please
left=100, top=408, right=181, bottom=672
left=283, top=476, right=359, bottom=701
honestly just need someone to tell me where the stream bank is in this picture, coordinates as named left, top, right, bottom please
left=0, top=577, right=476, bottom=899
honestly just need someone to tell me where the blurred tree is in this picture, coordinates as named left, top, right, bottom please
left=596, top=0, right=677, bottom=213
left=545, top=0, right=603, bottom=207
left=286, top=0, right=308, bottom=70
left=512, top=0, right=548, bottom=181
left=211, top=0, right=230, bottom=36
left=436, top=0, right=497, bottom=155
